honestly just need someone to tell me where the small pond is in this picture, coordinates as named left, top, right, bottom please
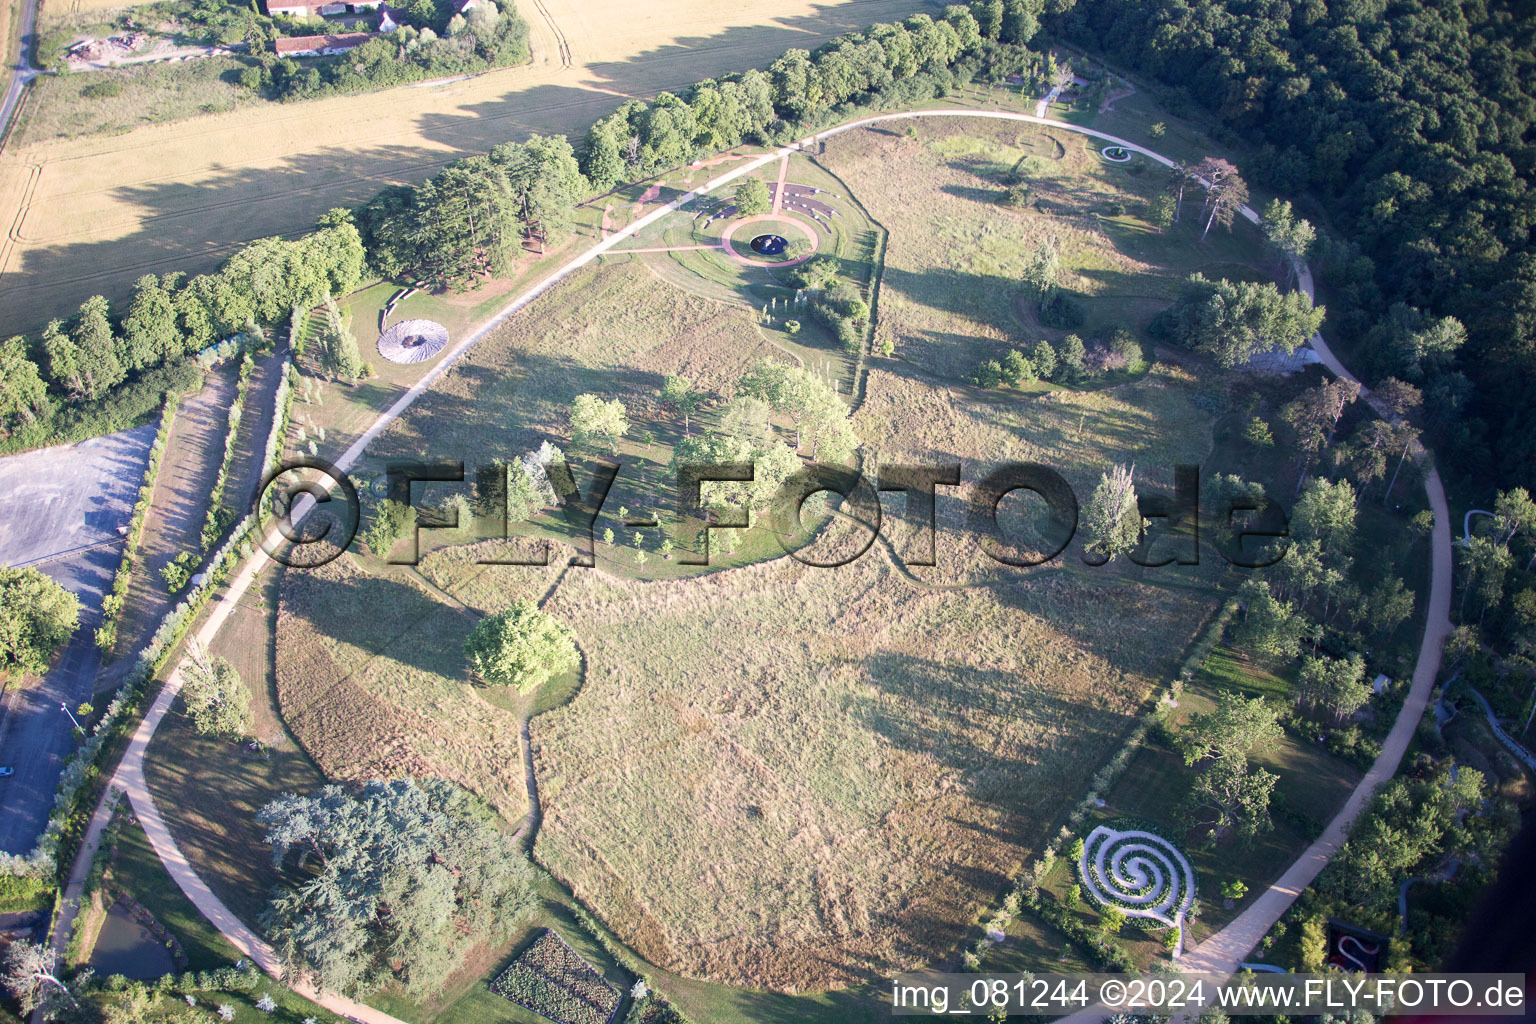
left=89, top=906, right=175, bottom=980
left=750, top=233, right=788, bottom=256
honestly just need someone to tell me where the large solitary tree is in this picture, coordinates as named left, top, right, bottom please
left=569, top=393, right=629, bottom=451
left=181, top=640, right=253, bottom=737
left=1179, top=690, right=1283, bottom=766
left=464, top=598, right=578, bottom=691
left=734, top=177, right=771, bottom=217
left=1190, top=753, right=1277, bottom=842
left=1, top=941, right=75, bottom=1015
left=259, top=778, right=539, bottom=997
left=1084, top=463, right=1141, bottom=561
left=1193, top=157, right=1249, bottom=241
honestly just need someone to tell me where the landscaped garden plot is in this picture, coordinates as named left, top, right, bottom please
left=367, top=259, right=785, bottom=466
left=491, top=930, right=621, bottom=1024
left=523, top=552, right=1210, bottom=990
left=820, top=118, right=1274, bottom=382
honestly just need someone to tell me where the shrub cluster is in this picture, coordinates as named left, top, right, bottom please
left=975, top=330, right=1145, bottom=389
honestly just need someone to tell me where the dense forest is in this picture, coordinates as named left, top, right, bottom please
left=1051, top=0, right=1536, bottom=494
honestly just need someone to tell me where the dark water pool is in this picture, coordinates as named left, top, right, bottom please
left=89, top=906, right=175, bottom=980
left=750, top=233, right=788, bottom=255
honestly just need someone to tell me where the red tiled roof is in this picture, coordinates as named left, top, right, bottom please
left=274, top=31, right=371, bottom=55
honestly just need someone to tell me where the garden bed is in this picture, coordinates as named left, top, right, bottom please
left=491, top=929, right=622, bottom=1024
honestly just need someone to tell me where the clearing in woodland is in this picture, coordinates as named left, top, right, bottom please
left=0, top=0, right=929, bottom=333
left=140, top=96, right=1316, bottom=1021
left=264, top=112, right=1263, bottom=997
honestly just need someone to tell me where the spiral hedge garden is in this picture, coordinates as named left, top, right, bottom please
left=1079, top=823, right=1196, bottom=955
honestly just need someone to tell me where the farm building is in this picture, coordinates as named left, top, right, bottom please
left=274, top=31, right=372, bottom=56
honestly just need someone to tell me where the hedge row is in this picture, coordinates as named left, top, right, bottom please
left=198, top=355, right=256, bottom=552
left=266, top=359, right=294, bottom=482
left=94, top=390, right=187, bottom=653
left=2, top=358, right=297, bottom=881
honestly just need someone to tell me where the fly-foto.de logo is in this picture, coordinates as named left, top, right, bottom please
left=252, top=458, right=1292, bottom=570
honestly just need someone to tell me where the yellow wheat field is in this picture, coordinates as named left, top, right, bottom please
left=0, top=0, right=927, bottom=332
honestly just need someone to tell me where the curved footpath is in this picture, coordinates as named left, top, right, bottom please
left=52, top=109, right=1454, bottom=1023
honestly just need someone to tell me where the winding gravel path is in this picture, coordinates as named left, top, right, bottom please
left=49, top=108, right=1454, bottom=1022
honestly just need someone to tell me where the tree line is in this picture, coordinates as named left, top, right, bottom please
left=0, top=215, right=364, bottom=451
left=2, top=2, right=1053, bottom=452
left=578, top=3, right=1049, bottom=192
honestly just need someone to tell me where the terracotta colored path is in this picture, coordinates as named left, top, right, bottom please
left=770, top=152, right=790, bottom=212
left=54, top=111, right=1454, bottom=1024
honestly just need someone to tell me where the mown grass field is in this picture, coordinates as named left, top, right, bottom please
left=0, top=0, right=930, bottom=333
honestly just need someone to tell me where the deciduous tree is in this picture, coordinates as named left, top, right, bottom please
left=734, top=177, right=771, bottom=217
left=182, top=639, right=253, bottom=737
left=1233, top=579, right=1311, bottom=659
left=1085, top=463, right=1141, bottom=562
left=659, top=375, right=703, bottom=436
left=0, top=941, right=75, bottom=1014
left=1297, top=652, right=1370, bottom=720
left=1179, top=689, right=1283, bottom=766
left=1189, top=753, right=1277, bottom=842
left=0, top=337, right=48, bottom=436
left=569, top=393, right=629, bottom=451
left=464, top=598, right=578, bottom=691
left=0, top=567, right=80, bottom=676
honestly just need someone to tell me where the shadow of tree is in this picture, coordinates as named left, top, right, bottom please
left=3, top=1, right=929, bottom=331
